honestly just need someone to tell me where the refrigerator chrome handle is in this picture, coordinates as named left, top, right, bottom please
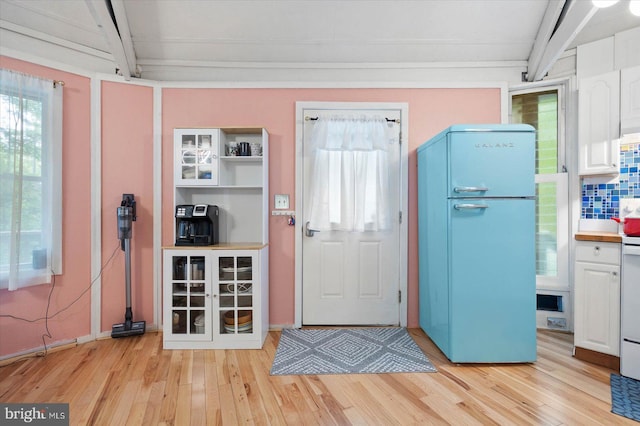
left=453, top=186, right=489, bottom=193
left=454, top=203, right=489, bottom=210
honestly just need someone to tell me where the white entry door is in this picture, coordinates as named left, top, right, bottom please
left=299, top=105, right=404, bottom=325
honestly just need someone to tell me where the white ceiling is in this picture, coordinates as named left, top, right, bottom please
left=0, top=0, right=638, bottom=82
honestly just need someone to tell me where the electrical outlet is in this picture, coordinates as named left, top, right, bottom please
left=546, top=317, right=567, bottom=329
left=275, top=194, right=289, bottom=209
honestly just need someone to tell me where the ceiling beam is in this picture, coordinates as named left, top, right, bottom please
left=0, top=19, right=113, bottom=61
left=84, top=0, right=134, bottom=80
left=527, top=0, right=566, bottom=82
left=109, top=0, right=139, bottom=77
left=528, top=0, right=599, bottom=81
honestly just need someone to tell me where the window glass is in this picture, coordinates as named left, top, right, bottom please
left=512, top=90, right=558, bottom=174
left=512, top=90, right=560, bottom=278
left=0, top=69, right=62, bottom=290
left=536, top=182, right=557, bottom=277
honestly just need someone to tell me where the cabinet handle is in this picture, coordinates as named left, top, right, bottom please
left=612, top=272, right=617, bottom=277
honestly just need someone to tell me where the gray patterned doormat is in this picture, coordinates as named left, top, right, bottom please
left=611, top=373, right=640, bottom=422
left=270, top=327, right=437, bottom=376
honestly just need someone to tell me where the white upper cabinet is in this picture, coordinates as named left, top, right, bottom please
left=578, top=71, right=620, bottom=176
left=621, top=66, right=640, bottom=135
left=174, top=129, right=220, bottom=186
left=173, top=127, right=269, bottom=245
left=577, top=37, right=614, bottom=80
left=614, top=27, right=640, bottom=71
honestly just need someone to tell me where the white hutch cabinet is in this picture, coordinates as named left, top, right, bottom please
left=163, top=127, right=269, bottom=350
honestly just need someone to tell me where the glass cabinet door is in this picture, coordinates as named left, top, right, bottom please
left=215, top=253, right=256, bottom=337
left=165, top=252, right=211, bottom=341
left=175, top=130, right=219, bottom=186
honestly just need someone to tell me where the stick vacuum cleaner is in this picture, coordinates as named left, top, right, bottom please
left=112, top=194, right=146, bottom=338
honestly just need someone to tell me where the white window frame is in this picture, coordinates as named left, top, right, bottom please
left=0, top=71, right=63, bottom=290
left=510, top=81, right=569, bottom=291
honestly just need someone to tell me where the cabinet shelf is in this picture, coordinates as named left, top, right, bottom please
left=218, top=291, right=254, bottom=296
left=221, top=156, right=263, bottom=161
left=176, top=184, right=263, bottom=189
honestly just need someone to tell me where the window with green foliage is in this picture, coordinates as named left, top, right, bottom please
left=512, top=87, right=568, bottom=289
left=0, top=69, right=62, bottom=291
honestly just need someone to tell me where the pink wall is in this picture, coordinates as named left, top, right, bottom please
left=0, top=57, right=92, bottom=356
left=0, top=56, right=500, bottom=358
left=100, top=82, right=154, bottom=331
left=162, top=88, right=501, bottom=327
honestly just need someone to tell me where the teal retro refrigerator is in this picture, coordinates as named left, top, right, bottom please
left=417, top=124, right=537, bottom=363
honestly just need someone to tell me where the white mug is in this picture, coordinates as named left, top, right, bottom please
left=250, top=142, right=262, bottom=156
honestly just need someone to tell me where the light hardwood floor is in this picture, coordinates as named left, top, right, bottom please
left=0, top=329, right=634, bottom=425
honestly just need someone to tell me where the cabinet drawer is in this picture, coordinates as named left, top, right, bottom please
left=575, top=241, right=620, bottom=265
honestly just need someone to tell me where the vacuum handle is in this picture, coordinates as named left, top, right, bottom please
left=124, top=238, right=131, bottom=309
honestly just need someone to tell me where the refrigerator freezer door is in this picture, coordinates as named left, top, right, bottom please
left=448, top=198, right=537, bottom=362
left=448, top=130, right=535, bottom=198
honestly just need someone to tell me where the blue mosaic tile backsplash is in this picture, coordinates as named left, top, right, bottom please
left=581, top=142, right=640, bottom=219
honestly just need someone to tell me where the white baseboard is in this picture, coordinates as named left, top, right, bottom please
left=268, top=324, right=296, bottom=331
left=76, top=334, right=95, bottom=344
left=0, top=338, right=77, bottom=365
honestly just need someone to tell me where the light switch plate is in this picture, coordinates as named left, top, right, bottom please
left=275, top=194, right=289, bottom=209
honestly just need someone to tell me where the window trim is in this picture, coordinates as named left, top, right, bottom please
left=0, top=70, right=63, bottom=290
left=510, top=83, right=566, bottom=173
left=510, top=81, right=570, bottom=291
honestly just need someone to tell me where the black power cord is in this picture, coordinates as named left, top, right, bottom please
left=0, top=243, right=121, bottom=359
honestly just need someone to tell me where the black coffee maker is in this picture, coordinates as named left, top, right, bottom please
left=175, top=204, right=219, bottom=246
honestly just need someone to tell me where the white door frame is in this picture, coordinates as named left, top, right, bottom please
left=294, top=101, right=409, bottom=328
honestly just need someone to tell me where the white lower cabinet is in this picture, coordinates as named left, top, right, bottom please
left=574, top=241, right=620, bottom=356
left=163, top=245, right=268, bottom=349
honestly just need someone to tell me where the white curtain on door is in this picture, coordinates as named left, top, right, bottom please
left=307, top=115, right=393, bottom=232
left=0, top=69, right=62, bottom=291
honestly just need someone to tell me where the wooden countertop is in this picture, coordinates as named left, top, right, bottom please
left=163, top=242, right=268, bottom=250
left=574, top=231, right=622, bottom=243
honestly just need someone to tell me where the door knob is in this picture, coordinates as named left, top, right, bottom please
left=305, top=221, right=319, bottom=237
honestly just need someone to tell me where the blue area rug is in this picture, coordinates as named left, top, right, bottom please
left=611, top=373, right=640, bottom=422
left=270, top=327, right=437, bottom=376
